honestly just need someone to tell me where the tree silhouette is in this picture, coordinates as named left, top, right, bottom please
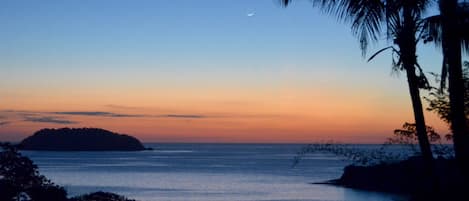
left=281, top=0, right=434, bottom=163
left=0, top=142, right=67, bottom=201
left=422, top=0, right=469, bottom=177
left=70, top=191, right=136, bottom=201
left=425, top=62, right=469, bottom=127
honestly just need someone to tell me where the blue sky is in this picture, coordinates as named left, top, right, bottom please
left=0, top=0, right=452, bottom=142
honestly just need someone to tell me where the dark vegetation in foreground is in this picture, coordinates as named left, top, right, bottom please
left=296, top=142, right=465, bottom=201
left=0, top=142, right=137, bottom=201
left=292, top=65, right=469, bottom=201
left=336, top=157, right=466, bottom=201
left=70, top=192, right=136, bottom=201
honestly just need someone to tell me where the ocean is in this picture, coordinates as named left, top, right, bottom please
left=22, top=143, right=408, bottom=201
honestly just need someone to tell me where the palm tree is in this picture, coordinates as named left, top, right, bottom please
left=281, top=0, right=434, bottom=162
left=423, top=0, right=469, bottom=178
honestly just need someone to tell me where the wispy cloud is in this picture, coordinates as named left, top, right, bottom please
left=54, top=111, right=206, bottom=119
left=160, top=114, right=205, bottom=119
left=0, top=121, right=11, bottom=126
left=1, top=110, right=36, bottom=114
left=53, top=111, right=145, bottom=118
left=104, top=104, right=143, bottom=110
left=2, top=109, right=208, bottom=119
left=24, top=116, right=77, bottom=124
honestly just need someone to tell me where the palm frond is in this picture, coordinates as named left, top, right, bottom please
left=282, top=0, right=386, bottom=56
left=280, top=0, right=291, bottom=7
left=423, top=2, right=469, bottom=53
left=421, top=15, right=443, bottom=47
left=421, top=1, right=469, bottom=90
left=458, top=2, right=469, bottom=54
left=367, top=46, right=394, bottom=62
left=335, top=0, right=385, bottom=56
left=385, top=6, right=403, bottom=43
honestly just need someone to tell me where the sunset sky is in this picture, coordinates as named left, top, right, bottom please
left=0, top=0, right=450, bottom=143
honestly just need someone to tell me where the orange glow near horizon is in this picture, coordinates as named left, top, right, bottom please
left=0, top=82, right=450, bottom=143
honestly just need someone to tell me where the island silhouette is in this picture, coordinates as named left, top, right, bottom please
left=19, top=128, right=146, bottom=151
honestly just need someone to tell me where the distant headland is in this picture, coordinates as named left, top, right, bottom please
left=19, top=128, right=148, bottom=151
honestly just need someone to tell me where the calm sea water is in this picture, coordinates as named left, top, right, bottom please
left=22, top=143, right=407, bottom=201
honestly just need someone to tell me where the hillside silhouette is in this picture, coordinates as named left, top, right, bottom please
left=19, top=128, right=146, bottom=151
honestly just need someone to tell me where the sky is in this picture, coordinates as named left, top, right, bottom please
left=0, top=0, right=453, bottom=143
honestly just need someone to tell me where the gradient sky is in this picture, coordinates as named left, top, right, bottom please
left=0, top=0, right=452, bottom=143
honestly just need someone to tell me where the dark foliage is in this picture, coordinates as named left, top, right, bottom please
left=70, top=191, right=136, bottom=201
left=389, top=122, right=453, bottom=158
left=1, top=142, right=139, bottom=201
left=425, top=63, right=469, bottom=127
left=337, top=157, right=466, bottom=201
left=293, top=143, right=404, bottom=166
left=293, top=121, right=454, bottom=167
left=422, top=2, right=469, bottom=89
left=0, top=142, right=67, bottom=201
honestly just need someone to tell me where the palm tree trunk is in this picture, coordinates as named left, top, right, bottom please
left=399, top=5, right=436, bottom=194
left=401, top=4, right=433, bottom=163
left=440, top=0, right=469, bottom=180
left=402, top=47, right=437, bottom=194
left=404, top=66, right=433, bottom=162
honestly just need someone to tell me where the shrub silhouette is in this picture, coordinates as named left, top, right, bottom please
left=70, top=191, right=136, bottom=201
left=0, top=142, right=67, bottom=201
